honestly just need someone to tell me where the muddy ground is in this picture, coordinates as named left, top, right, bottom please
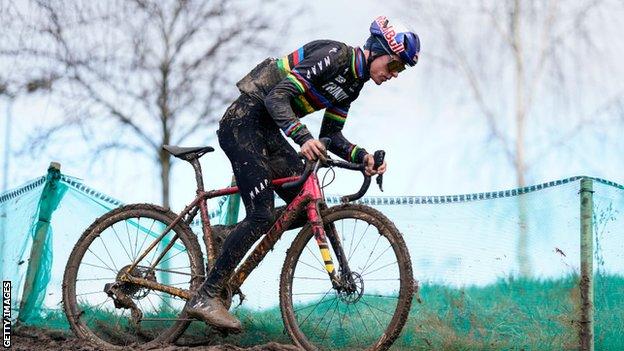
left=11, top=326, right=301, bottom=351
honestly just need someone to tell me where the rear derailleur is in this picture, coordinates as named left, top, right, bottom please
left=104, top=282, right=143, bottom=329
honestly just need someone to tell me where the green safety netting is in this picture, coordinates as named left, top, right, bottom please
left=0, top=164, right=231, bottom=325
left=1, top=165, right=623, bottom=349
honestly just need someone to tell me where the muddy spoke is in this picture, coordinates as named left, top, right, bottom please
left=133, top=217, right=141, bottom=260
left=352, top=302, right=371, bottom=336
left=360, top=234, right=382, bottom=271
left=111, top=222, right=133, bottom=263
left=136, top=219, right=157, bottom=261
left=320, top=299, right=340, bottom=341
left=361, top=293, right=398, bottom=299
left=99, top=236, right=120, bottom=272
left=86, top=248, right=117, bottom=273
left=298, top=259, right=328, bottom=275
left=294, top=287, right=334, bottom=315
left=151, top=292, right=178, bottom=314
left=310, top=298, right=338, bottom=340
left=362, top=260, right=398, bottom=277
left=81, top=297, right=112, bottom=327
left=126, top=218, right=136, bottom=260
left=361, top=244, right=392, bottom=275
left=77, top=277, right=117, bottom=282
left=360, top=298, right=395, bottom=317
left=293, top=292, right=336, bottom=296
left=158, top=247, right=188, bottom=266
left=304, top=244, right=327, bottom=273
left=348, top=219, right=357, bottom=259
left=361, top=299, right=386, bottom=329
left=303, top=296, right=337, bottom=334
left=348, top=223, right=370, bottom=263
left=80, top=261, right=118, bottom=274
left=294, top=276, right=331, bottom=281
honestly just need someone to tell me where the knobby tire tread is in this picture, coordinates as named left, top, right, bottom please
left=62, top=204, right=205, bottom=350
left=279, top=204, right=414, bottom=351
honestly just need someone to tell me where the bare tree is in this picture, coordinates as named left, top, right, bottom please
left=1, top=0, right=289, bottom=207
left=404, top=0, right=624, bottom=275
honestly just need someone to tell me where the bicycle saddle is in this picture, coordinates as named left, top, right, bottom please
left=163, top=145, right=214, bottom=161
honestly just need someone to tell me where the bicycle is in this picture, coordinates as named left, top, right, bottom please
left=62, top=141, right=415, bottom=350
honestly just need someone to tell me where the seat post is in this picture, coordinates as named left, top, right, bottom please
left=190, top=158, right=205, bottom=192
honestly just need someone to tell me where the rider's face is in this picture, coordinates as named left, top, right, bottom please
left=369, top=54, right=403, bottom=85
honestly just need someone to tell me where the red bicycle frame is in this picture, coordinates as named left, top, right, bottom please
left=226, top=170, right=341, bottom=291
left=123, top=159, right=341, bottom=300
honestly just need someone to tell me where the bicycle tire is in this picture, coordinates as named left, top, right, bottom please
left=62, top=204, right=205, bottom=350
left=279, top=203, right=414, bottom=351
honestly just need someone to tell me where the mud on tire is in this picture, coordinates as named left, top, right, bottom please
left=279, top=204, right=414, bottom=351
left=62, top=204, right=205, bottom=350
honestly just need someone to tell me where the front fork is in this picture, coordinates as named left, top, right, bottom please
left=306, top=201, right=354, bottom=292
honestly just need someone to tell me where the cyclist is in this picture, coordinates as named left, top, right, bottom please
left=186, top=16, right=420, bottom=331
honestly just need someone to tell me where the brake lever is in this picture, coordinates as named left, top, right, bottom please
left=373, top=150, right=386, bottom=192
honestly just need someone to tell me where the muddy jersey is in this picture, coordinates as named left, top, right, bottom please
left=236, top=40, right=370, bottom=163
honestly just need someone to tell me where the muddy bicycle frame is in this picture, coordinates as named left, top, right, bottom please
left=119, top=157, right=360, bottom=301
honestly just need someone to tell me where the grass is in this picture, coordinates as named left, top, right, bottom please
left=22, top=274, right=624, bottom=350
left=398, top=276, right=581, bottom=350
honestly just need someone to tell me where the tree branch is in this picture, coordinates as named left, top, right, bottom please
left=438, top=11, right=514, bottom=161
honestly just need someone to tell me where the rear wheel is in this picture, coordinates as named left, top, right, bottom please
left=280, top=204, right=414, bottom=350
left=62, top=204, right=205, bottom=350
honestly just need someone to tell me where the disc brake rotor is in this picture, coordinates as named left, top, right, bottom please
left=338, top=271, right=364, bottom=304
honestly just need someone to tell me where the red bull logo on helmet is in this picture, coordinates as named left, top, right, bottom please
left=374, top=15, right=405, bottom=54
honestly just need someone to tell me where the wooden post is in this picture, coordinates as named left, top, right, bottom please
left=18, top=162, right=67, bottom=323
left=579, top=178, right=594, bottom=351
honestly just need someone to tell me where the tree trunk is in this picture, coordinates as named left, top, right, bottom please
left=159, top=148, right=171, bottom=209
left=511, top=0, right=531, bottom=277
left=158, top=51, right=171, bottom=208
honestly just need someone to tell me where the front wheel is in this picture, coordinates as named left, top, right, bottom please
left=280, top=204, right=414, bottom=351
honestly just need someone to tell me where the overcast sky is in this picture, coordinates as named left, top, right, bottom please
left=2, top=0, right=624, bottom=211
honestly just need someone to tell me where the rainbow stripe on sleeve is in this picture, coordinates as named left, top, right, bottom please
left=277, top=57, right=290, bottom=72
left=277, top=46, right=305, bottom=73
left=324, top=107, right=348, bottom=124
left=293, top=96, right=316, bottom=114
left=293, top=46, right=304, bottom=65
left=286, top=74, right=306, bottom=93
left=349, top=145, right=362, bottom=162
left=284, top=121, right=306, bottom=137
left=276, top=45, right=342, bottom=117
left=290, top=70, right=331, bottom=109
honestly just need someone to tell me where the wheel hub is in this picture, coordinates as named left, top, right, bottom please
left=338, top=271, right=364, bottom=304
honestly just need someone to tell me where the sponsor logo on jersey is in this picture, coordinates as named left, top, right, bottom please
left=305, top=56, right=332, bottom=79
left=249, top=179, right=269, bottom=200
left=335, top=75, right=346, bottom=84
left=322, top=82, right=349, bottom=101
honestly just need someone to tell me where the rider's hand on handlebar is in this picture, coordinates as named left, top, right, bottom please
left=301, top=139, right=327, bottom=162
left=363, top=153, right=387, bottom=176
